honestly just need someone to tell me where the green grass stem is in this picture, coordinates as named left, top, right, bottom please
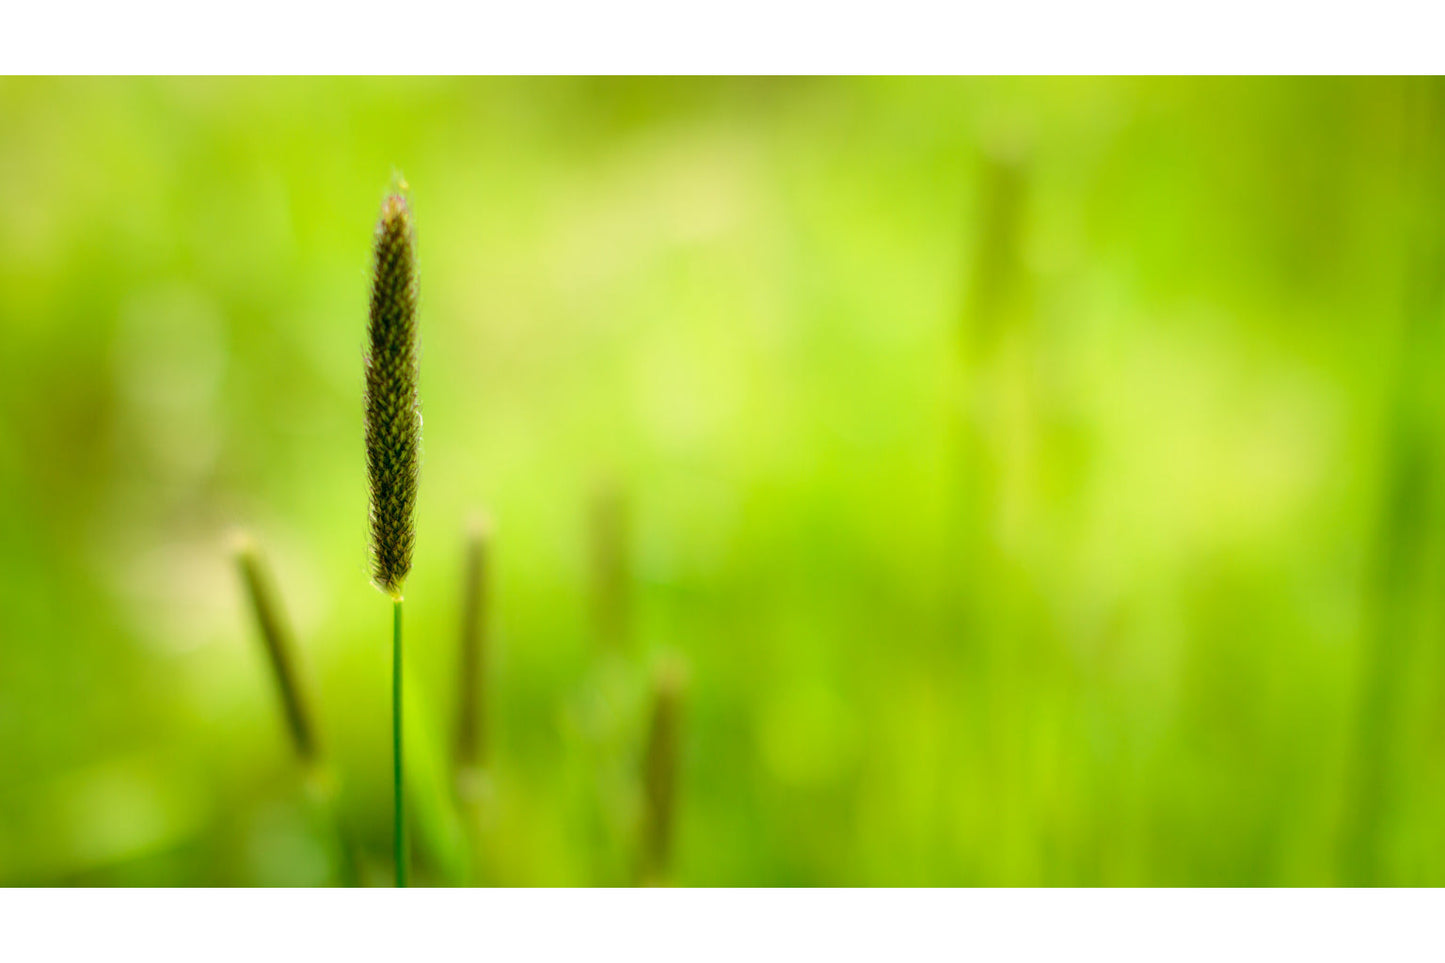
left=394, top=597, right=407, bottom=887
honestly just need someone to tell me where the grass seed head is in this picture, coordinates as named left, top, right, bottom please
left=365, top=184, right=421, bottom=598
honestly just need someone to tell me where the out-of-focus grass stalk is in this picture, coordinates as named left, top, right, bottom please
left=232, top=533, right=359, bottom=886
left=365, top=182, right=421, bottom=887
left=454, top=515, right=494, bottom=884
left=1340, top=77, right=1445, bottom=885
left=589, top=481, right=632, bottom=650
left=400, top=667, right=472, bottom=886
left=639, top=656, right=686, bottom=886
left=454, top=516, right=491, bottom=773
left=960, top=147, right=1029, bottom=360
left=578, top=480, right=647, bottom=884
left=944, top=143, right=1041, bottom=881
left=235, top=536, right=318, bottom=765
left=947, top=146, right=1032, bottom=618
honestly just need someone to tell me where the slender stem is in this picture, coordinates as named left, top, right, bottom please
left=393, top=597, right=407, bottom=887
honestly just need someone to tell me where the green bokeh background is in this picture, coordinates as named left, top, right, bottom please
left=3, top=77, right=1444, bottom=885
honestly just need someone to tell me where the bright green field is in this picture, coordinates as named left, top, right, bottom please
left=2, top=77, right=1444, bottom=885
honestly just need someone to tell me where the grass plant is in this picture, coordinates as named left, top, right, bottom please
left=365, top=182, right=422, bottom=887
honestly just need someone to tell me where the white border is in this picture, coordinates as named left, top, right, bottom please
left=4, top=1, right=1444, bottom=74
left=1, top=887, right=1440, bottom=961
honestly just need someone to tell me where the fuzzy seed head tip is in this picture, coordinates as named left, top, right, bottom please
left=380, top=191, right=411, bottom=229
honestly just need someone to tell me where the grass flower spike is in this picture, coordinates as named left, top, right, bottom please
left=366, top=185, right=421, bottom=599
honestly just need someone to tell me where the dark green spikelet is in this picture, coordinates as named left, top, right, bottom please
left=365, top=187, right=421, bottom=598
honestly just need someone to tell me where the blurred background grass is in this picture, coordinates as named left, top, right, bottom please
left=2, top=76, right=1444, bottom=885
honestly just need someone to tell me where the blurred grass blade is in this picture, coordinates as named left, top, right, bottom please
left=454, top=515, right=495, bottom=885
left=233, top=533, right=319, bottom=765
left=232, top=532, right=358, bottom=885
left=455, top=515, right=492, bottom=775
left=640, top=655, right=686, bottom=886
left=961, top=145, right=1029, bottom=356
left=1339, top=77, right=1445, bottom=885
left=589, top=480, right=632, bottom=650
